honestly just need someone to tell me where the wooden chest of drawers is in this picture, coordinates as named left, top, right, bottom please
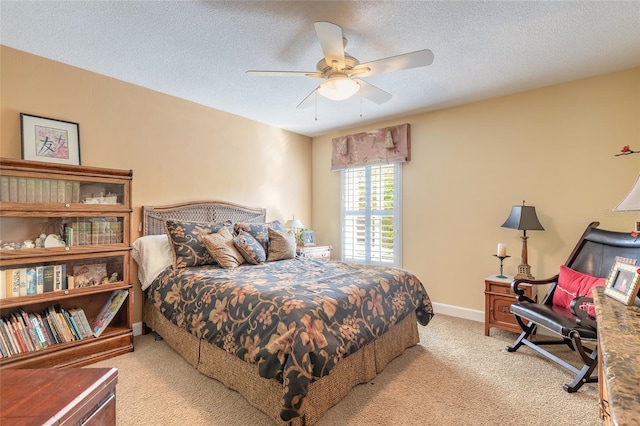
left=0, top=367, right=118, bottom=425
left=484, top=275, right=536, bottom=336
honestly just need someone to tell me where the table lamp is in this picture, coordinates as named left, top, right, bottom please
left=613, top=173, right=640, bottom=232
left=501, top=201, right=545, bottom=280
left=284, top=216, right=305, bottom=244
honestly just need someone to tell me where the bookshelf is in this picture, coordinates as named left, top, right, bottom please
left=0, top=158, right=133, bottom=368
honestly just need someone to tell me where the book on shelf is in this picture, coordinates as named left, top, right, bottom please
left=41, top=178, right=51, bottom=203
left=26, top=267, right=37, bottom=295
left=17, top=177, right=27, bottom=202
left=34, top=178, right=42, bottom=203
left=90, top=289, right=128, bottom=338
left=72, top=181, right=80, bottom=203
left=43, top=265, right=54, bottom=293
left=49, top=179, right=58, bottom=203
left=6, top=269, right=21, bottom=298
left=57, top=180, right=66, bottom=203
left=26, top=178, right=35, bottom=202
left=8, top=176, right=18, bottom=202
left=0, top=175, right=9, bottom=202
left=18, top=268, right=28, bottom=297
left=53, top=264, right=66, bottom=291
left=0, top=271, right=5, bottom=299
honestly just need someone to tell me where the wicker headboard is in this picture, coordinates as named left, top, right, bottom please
left=142, top=200, right=267, bottom=236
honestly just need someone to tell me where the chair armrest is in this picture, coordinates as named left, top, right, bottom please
left=511, top=275, right=559, bottom=303
left=570, top=296, right=597, bottom=330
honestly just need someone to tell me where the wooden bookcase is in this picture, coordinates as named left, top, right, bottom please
left=0, top=158, right=133, bottom=368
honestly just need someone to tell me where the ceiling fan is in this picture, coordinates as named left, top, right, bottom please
left=246, top=22, right=434, bottom=109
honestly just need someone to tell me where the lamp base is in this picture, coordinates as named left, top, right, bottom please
left=515, top=264, right=535, bottom=280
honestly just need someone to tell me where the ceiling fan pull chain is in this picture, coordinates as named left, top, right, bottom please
left=360, top=85, right=363, bottom=117
left=315, top=91, right=318, bottom=121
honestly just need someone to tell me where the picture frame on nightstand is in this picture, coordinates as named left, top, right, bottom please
left=300, top=229, right=316, bottom=246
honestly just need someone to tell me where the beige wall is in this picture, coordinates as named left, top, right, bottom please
left=312, top=68, right=640, bottom=314
left=1, top=46, right=312, bottom=324
left=2, top=45, right=639, bottom=322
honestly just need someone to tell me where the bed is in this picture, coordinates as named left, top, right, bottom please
left=135, top=200, right=434, bottom=425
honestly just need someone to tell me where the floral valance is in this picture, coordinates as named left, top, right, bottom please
left=331, top=123, right=410, bottom=170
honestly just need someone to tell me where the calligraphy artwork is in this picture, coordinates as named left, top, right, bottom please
left=35, top=125, right=70, bottom=160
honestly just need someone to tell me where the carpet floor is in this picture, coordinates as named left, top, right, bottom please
left=91, top=314, right=600, bottom=425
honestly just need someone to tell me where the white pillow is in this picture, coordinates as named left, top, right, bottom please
left=131, top=234, right=173, bottom=290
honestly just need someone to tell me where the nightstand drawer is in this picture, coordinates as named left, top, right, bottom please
left=296, top=245, right=332, bottom=260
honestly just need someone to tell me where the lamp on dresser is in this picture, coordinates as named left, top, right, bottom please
left=613, top=173, right=640, bottom=232
left=501, top=201, right=545, bottom=280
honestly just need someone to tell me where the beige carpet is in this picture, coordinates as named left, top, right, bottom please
left=91, top=314, right=600, bottom=426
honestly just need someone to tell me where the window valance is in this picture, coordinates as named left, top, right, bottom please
left=330, top=123, right=410, bottom=170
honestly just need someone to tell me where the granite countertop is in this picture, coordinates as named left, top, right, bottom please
left=593, top=287, right=640, bottom=426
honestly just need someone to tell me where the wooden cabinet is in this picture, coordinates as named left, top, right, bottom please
left=0, top=367, right=118, bottom=425
left=484, top=275, right=536, bottom=336
left=0, top=158, right=133, bottom=368
left=296, top=245, right=332, bottom=260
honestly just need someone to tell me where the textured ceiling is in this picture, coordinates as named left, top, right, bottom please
left=2, top=1, right=639, bottom=138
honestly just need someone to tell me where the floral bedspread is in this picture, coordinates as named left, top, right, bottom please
left=148, top=257, right=434, bottom=421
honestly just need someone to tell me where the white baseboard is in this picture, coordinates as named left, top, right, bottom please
left=133, top=322, right=143, bottom=336
left=432, top=302, right=484, bottom=323
left=431, top=302, right=555, bottom=337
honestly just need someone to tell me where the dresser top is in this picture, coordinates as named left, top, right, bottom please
left=593, top=287, right=640, bottom=426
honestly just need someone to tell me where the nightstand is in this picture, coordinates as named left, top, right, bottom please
left=296, top=245, right=332, bottom=260
left=484, top=275, right=537, bottom=336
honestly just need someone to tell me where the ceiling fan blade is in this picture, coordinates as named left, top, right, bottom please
left=296, top=89, right=318, bottom=109
left=314, top=21, right=346, bottom=69
left=246, top=70, right=323, bottom=78
left=352, top=49, right=434, bottom=77
left=354, top=79, right=392, bottom=104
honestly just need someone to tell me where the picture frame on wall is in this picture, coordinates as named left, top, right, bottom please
left=300, top=229, right=316, bottom=247
left=20, top=113, right=81, bottom=166
left=604, top=262, right=640, bottom=305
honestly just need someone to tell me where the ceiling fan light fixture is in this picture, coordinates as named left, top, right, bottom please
left=317, top=76, right=360, bottom=100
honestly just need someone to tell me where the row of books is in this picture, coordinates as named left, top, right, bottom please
left=0, top=177, right=81, bottom=204
left=1, top=265, right=68, bottom=299
left=0, top=306, right=93, bottom=358
left=0, top=290, right=129, bottom=358
left=65, top=219, right=124, bottom=246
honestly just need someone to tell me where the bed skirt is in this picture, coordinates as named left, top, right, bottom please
left=144, top=298, right=419, bottom=425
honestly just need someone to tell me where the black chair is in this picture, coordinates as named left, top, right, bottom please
left=506, top=222, right=640, bottom=392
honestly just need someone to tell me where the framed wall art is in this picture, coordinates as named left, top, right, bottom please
left=604, top=261, right=640, bottom=305
left=21, top=113, right=81, bottom=165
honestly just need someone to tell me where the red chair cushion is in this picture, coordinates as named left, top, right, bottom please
left=552, top=265, right=605, bottom=318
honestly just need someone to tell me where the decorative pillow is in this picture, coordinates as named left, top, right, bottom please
left=552, top=265, right=605, bottom=318
left=165, top=220, right=232, bottom=268
left=202, top=227, right=244, bottom=269
left=233, top=220, right=285, bottom=253
left=266, top=227, right=296, bottom=262
left=233, top=231, right=267, bottom=264
left=131, top=234, right=173, bottom=290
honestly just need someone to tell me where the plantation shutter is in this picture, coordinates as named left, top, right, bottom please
left=342, top=163, right=402, bottom=266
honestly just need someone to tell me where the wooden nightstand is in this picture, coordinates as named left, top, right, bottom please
left=296, top=245, right=332, bottom=260
left=484, top=275, right=536, bottom=336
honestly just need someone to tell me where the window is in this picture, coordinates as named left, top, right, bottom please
left=341, top=163, right=402, bottom=266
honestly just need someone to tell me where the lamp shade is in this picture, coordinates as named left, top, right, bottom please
left=501, top=204, right=545, bottom=231
left=613, top=173, right=640, bottom=211
left=284, top=219, right=304, bottom=229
